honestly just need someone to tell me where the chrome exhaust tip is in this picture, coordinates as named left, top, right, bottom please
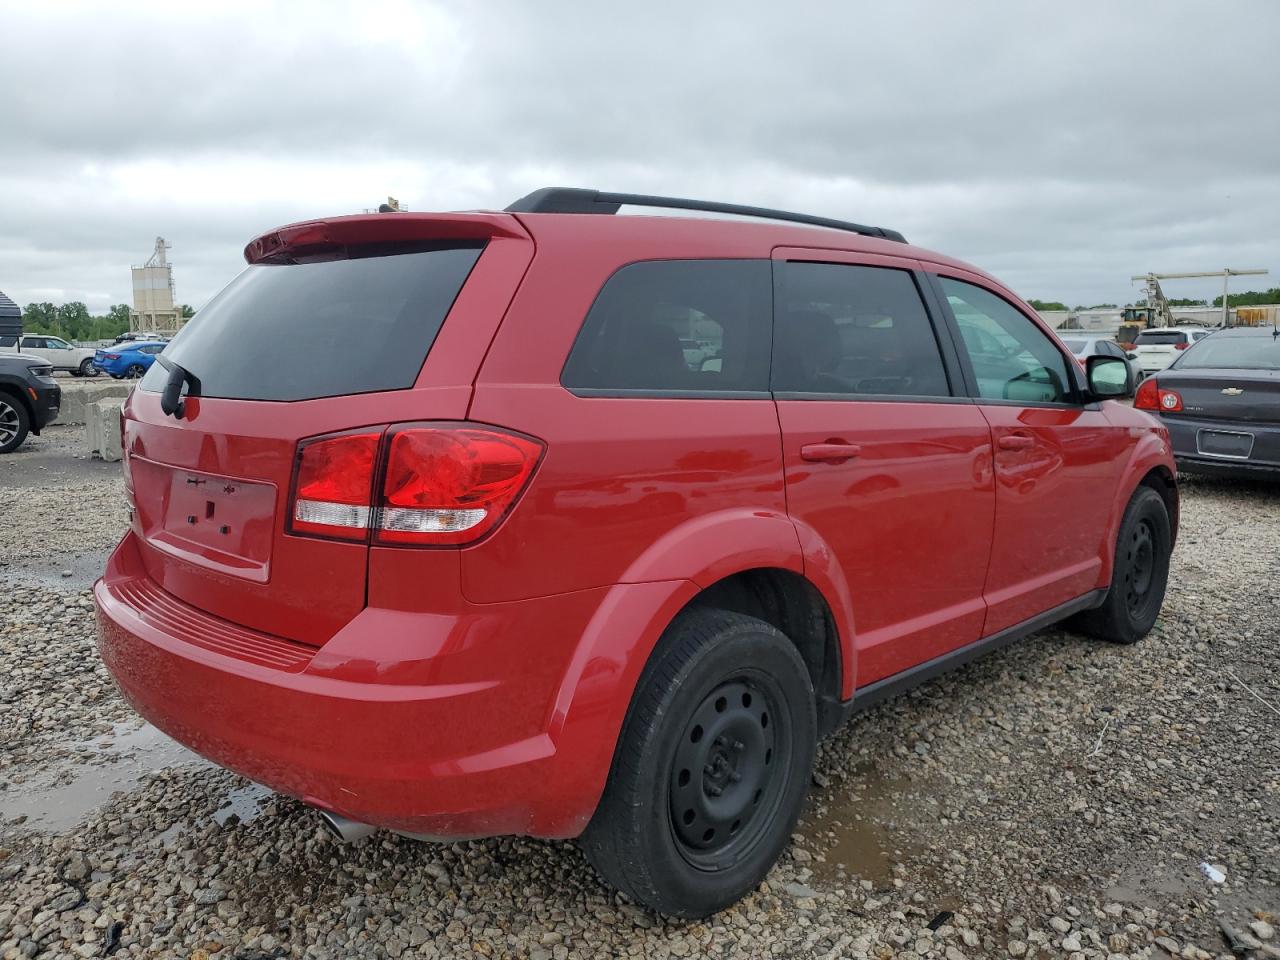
left=316, top=808, right=377, bottom=843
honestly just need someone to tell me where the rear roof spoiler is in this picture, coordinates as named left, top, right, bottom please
left=505, top=187, right=907, bottom=244
left=244, top=212, right=529, bottom=264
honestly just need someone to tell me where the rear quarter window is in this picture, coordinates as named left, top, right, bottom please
left=561, top=259, right=772, bottom=395
left=142, top=244, right=484, bottom=402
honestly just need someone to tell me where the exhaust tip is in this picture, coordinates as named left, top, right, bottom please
left=316, top=808, right=377, bottom=843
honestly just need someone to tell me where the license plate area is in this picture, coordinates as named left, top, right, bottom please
left=131, top=457, right=278, bottom=582
left=1196, top=429, right=1254, bottom=460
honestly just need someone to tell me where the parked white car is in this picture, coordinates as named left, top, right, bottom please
left=0, top=334, right=100, bottom=376
left=1059, top=335, right=1146, bottom=383
left=1130, top=326, right=1212, bottom=374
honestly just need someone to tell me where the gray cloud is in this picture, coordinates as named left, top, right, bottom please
left=2, top=0, right=1278, bottom=312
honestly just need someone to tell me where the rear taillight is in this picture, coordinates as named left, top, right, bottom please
left=377, top=425, right=544, bottom=545
left=1134, top=378, right=1159, bottom=410
left=287, top=424, right=543, bottom=547
left=1133, top=378, right=1182, bottom=413
left=1175, top=342, right=1190, bottom=350
left=290, top=431, right=381, bottom=541
left=102, top=352, right=121, bottom=360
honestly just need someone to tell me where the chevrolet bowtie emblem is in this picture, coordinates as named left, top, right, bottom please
left=1221, top=387, right=1244, bottom=396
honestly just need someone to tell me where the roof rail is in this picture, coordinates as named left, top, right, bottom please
left=505, top=187, right=907, bottom=243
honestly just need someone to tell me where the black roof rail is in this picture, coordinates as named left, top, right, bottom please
left=505, top=187, right=906, bottom=243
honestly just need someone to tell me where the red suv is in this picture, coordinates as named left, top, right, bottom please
left=96, top=189, right=1177, bottom=917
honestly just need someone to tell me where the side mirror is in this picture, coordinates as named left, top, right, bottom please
left=1086, top=355, right=1133, bottom=400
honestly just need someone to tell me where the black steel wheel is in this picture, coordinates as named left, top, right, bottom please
left=668, top=677, right=790, bottom=871
left=1067, top=484, right=1172, bottom=644
left=581, top=608, right=816, bottom=918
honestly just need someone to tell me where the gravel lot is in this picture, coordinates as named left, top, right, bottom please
left=1, top=418, right=1277, bottom=959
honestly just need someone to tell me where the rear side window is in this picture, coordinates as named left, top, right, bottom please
left=562, top=260, right=772, bottom=395
left=1135, top=331, right=1188, bottom=345
left=142, top=245, right=483, bottom=401
left=773, top=262, right=951, bottom=397
left=0, top=336, right=16, bottom=347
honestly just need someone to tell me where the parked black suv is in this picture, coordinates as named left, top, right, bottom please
left=0, top=352, right=61, bottom=453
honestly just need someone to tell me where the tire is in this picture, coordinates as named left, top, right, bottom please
left=125, top=364, right=145, bottom=379
left=1068, top=485, right=1171, bottom=644
left=580, top=608, right=816, bottom=918
left=80, top=358, right=99, bottom=377
left=0, top=393, right=31, bottom=454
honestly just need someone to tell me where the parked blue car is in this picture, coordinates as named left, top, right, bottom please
left=93, top=341, right=167, bottom=379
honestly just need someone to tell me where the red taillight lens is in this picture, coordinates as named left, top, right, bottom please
left=1175, top=342, right=1190, bottom=350
left=1133, top=378, right=1183, bottom=413
left=376, top=425, right=544, bottom=545
left=290, top=431, right=381, bottom=541
left=103, top=352, right=121, bottom=360
left=1134, top=377, right=1160, bottom=410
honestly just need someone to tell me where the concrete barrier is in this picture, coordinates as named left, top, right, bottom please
left=58, top=381, right=133, bottom=425
left=86, top=398, right=125, bottom=462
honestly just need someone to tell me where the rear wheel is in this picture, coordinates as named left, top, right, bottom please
left=0, top=394, right=31, bottom=453
left=580, top=608, right=816, bottom=917
left=80, top=358, right=99, bottom=377
left=1068, top=485, right=1171, bottom=644
left=125, top=364, right=145, bottom=379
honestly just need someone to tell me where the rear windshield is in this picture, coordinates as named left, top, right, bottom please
left=1135, top=331, right=1187, bottom=345
left=1175, top=336, right=1280, bottom=370
left=142, top=244, right=483, bottom=401
left=1059, top=338, right=1087, bottom=352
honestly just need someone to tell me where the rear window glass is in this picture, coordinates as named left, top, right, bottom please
left=141, top=244, right=483, bottom=401
left=1175, top=336, right=1280, bottom=370
left=562, top=260, right=772, bottom=395
left=1059, top=338, right=1087, bottom=353
left=1135, top=331, right=1187, bottom=345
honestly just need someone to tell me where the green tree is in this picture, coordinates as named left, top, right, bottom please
left=1167, top=297, right=1207, bottom=306
left=21, top=302, right=58, bottom=334
left=55, top=302, right=92, bottom=340
left=1212, top=287, right=1280, bottom=307
left=1027, top=299, right=1069, bottom=311
left=180, top=303, right=195, bottom=318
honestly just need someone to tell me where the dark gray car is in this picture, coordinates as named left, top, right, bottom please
left=0, top=352, right=61, bottom=453
left=1141, top=326, right=1280, bottom=479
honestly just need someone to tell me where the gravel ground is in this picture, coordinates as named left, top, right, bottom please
left=1, top=423, right=1277, bottom=959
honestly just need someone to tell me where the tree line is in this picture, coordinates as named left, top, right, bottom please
left=21, top=302, right=195, bottom=342
left=1028, top=289, right=1280, bottom=313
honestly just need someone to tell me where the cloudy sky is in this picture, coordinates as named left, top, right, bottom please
left=2, top=1, right=1278, bottom=314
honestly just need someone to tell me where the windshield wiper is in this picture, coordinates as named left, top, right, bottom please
left=155, top=355, right=201, bottom=419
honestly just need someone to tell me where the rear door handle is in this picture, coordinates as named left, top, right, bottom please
left=800, top=442, right=862, bottom=463
left=997, top=434, right=1035, bottom=451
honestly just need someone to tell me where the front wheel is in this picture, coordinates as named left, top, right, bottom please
left=580, top=608, right=816, bottom=917
left=0, top=394, right=31, bottom=453
left=1068, top=485, right=1171, bottom=644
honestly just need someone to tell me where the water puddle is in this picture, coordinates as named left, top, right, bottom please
left=0, top=721, right=205, bottom=832
left=212, top=781, right=273, bottom=826
left=803, top=762, right=924, bottom=887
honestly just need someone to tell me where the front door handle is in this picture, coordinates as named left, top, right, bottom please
left=997, top=434, right=1035, bottom=451
left=800, top=442, right=862, bottom=463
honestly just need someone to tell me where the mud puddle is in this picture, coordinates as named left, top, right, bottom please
left=802, top=761, right=926, bottom=888
left=0, top=721, right=206, bottom=831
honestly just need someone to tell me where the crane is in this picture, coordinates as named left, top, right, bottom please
left=1129, top=268, right=1268, bottom=328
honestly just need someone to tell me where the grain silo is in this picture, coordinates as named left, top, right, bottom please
left=130, top=237, right=184, bottom=333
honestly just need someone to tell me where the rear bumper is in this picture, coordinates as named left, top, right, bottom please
left=95, top=532, right=676, bottom=839
left=1164, top=414, right=1280, bottom=479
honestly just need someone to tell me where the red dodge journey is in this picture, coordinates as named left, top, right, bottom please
left=96, top=188, right=1177, bottom=916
